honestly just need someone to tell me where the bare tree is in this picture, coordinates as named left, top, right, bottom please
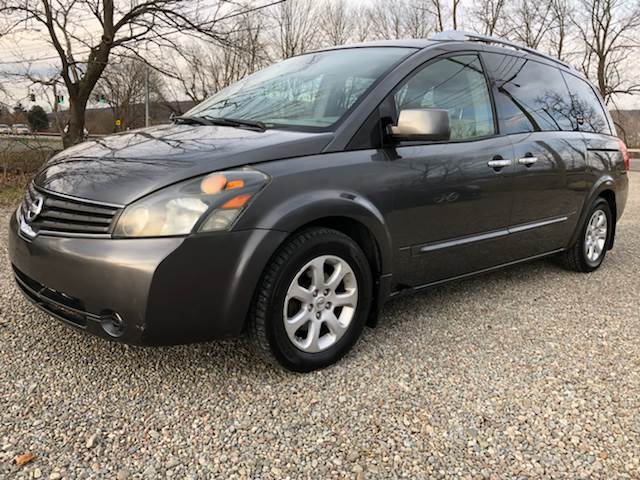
left=96, top=58, right=163, bottom=131
left=366, top=0, right=407, bottom=40
left=406, top=1, right=437, bottom=38
left=12, top=70, right=67, bottom=133
left=351, top=5, right=373, bottom=43
left=270, top=0, right=319, bottom=59
left=365, top=0, right=436, bottom=40
left=451, top=0, right=462, bottom=29
left=429, top=0, right=445, bottom=32
left=549, top=0, right=573, bottom=60
left=0, top=0, right=272, bottom=147
left=470, top=0, right=507, bottom=36
left=573, top=0, right=640, bottom=104
left=319, top=0, right=353, bottom=47
left=504, top=0, right=555, bottom=49
left=412, top=0, right=461, bottom=33
left=161, top=10, right=268, bottom=108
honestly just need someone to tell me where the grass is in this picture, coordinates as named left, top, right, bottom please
left=0, top=139, right=56, bottom=208
left=0, top=175, right=29, bottom=208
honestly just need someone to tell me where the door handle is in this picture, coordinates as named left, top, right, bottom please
left=487, top=159, right=512, bottom=169
left=518, top=156, right=538, bottom=166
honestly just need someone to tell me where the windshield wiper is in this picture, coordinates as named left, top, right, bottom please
left=203, top=116, right=267, bottom=132
left=173, top=114, right=266, bottom=131
left=173, top=115, right=215, bottom=126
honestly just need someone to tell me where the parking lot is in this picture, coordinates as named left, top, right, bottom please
left=1, top=173, right=638, bottom=479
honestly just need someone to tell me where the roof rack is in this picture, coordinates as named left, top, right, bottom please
left=430, top=30, right=572, bottom=69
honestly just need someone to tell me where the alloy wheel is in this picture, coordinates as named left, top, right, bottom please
left=584, top=209, right=608, bottom=263
left=283, top=255, right=358, bottom=353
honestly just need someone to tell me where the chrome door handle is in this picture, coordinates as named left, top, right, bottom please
left=518, top=156, right=538, bottom=166
left=487, top=159, right=512, bottom=168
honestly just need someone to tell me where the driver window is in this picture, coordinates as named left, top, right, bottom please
left=394, top=55, right=495, bottom=140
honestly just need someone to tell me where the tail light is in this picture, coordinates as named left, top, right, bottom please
left=619, top=138, right=630, bottom=171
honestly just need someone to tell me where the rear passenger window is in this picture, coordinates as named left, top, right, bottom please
left=482, top=52, right=573, bottom=134
left=561, top=72, right=611, bottom=134
left=393, top=55, right=494, bottom=140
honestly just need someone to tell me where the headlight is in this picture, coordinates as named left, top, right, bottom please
left=113, top=168, right=269, bottom=238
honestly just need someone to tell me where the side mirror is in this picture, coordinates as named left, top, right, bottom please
left=388, top=108, right=451, bottom=142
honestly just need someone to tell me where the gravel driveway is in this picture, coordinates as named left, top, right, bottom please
left=2, top=174, right=639, bottom=480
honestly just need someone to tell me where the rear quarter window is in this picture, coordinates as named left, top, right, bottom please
left=561, top=72, right=612, bottom=135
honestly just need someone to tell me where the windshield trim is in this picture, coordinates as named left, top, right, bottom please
left=185, top=47, right=419, bottom=134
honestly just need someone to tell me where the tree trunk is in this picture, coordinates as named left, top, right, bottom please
left=597, top=55, right=607, bottom=103
left=63, top=96, right=88, bottom=148
left=452, top=0, right=459, bottom=30
left=61, top=37, right=111, bottom=148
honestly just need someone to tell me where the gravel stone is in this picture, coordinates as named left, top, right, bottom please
left=116, top=468, right=130, bottom=480
left=1, top=173, right=639, bottom=479
left=85, top=433, right=98, bottom=449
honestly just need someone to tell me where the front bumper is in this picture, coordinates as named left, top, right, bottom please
left=9, top=211, right=287, bottom=345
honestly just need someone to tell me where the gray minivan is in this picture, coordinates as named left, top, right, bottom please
left=9, top=31, right=629, bottom=371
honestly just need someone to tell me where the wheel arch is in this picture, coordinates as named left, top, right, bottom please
left=598, top=189, right=617, bottom=249
left=292, top=216, right=383, bottom=279
left=249, top=191, right=394, bottom=275
left=245, top=192, right=395, bottom=328
left=571, top=178, right=617, bottom=250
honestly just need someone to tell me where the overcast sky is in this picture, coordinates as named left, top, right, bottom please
left=1, top=0, right=639, bottom=111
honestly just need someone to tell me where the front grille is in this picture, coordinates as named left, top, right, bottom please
left=20, top=183, right=121, bottom=236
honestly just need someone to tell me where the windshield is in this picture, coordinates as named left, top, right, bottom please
left=186, top=47, right=415, bottom=131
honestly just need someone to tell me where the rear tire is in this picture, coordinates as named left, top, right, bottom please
left=248, top=227, right=372, bottom=372
left=559, top=198, right=612, bottom=273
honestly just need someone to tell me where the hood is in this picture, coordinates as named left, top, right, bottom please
left=35, top=124, right=333, bottom=205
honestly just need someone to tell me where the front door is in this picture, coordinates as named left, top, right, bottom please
left=385, top=54, right=516, bottom=286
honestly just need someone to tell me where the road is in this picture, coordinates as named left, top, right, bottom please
left=1, top=173, right=639, bottom=479
left=0, top=135, right=62, bottom=152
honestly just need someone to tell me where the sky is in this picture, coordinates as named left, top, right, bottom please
left=1, top=0, right=639, bottom=112
left=0, top=0, right=242, bottom=110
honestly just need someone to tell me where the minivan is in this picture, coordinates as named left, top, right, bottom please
left=9, top=31, right=629, bottom=371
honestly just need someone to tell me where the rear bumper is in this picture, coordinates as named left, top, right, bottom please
left=8, top=211, right=287, bottom=345
left=616, top=173, right=629, bottom=220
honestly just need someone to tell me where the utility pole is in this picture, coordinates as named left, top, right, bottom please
left=145, top=64, right=150, bottom=128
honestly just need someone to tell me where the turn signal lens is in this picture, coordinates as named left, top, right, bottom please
left=221, top=194, right=252, bottom=209
left=226, top=179, right=245, bottom=190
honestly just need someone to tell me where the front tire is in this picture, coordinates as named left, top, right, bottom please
left=559, top=198, right=612, bottom=272
left=248, top=227, right=372, bottom=372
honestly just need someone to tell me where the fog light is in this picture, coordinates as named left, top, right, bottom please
left=101, top=312, right=125, bottom=337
